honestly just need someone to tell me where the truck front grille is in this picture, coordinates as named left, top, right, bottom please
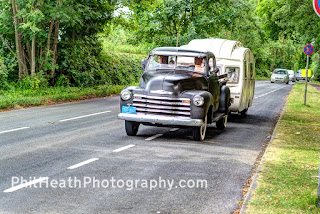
left=132, top=94, right=191, bottom=117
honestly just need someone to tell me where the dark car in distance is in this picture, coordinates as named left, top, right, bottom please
left=118, top=47, right=230, bottom=141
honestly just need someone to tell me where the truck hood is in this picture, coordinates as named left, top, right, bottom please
left=139, top=70, right=208, bottom=96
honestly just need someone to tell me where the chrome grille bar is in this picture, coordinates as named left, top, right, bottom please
left=133, top=94, right=191, bottom=117
left=135, top=108, right=191, bottom=116
left=133, top=103, right=190, bottom=111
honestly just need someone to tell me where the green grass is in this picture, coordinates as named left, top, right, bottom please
left=0, top=85, right=126, bottom=110
left=255, top=75, right=270, bottom=80
left=246, top=83, right=320, bottom=213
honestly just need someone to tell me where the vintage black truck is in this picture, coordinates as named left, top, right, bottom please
left=118, top=47, right=230, bottom=141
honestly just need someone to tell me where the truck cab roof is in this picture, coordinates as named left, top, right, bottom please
left=149, top=47, right=215, bottom=58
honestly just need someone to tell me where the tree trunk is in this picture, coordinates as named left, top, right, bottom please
left=11, top=0, right=28, bottom=79
left=50, top=0, right=63, bottom=78
left=31, top=36, right=36, bottom=77
left=39, top=18, right=54, bottom=73
left=176, top=32, right=178, bottom=47
left=26, top=42, right=31, bottom=64
left=50, top=20, right=60, bottom=78
left=12, top=0, right=23, bottom=79
left=270, top=47, right=275, bottom=71
left=0, top=34, right=18, bottom=59
left=45, top=19, right=54, bottom=61
left=72, top=27, right=76, bottom=68
left=39, top=45, right=43, bottom=70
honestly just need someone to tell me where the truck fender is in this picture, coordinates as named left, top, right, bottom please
left=218, top=85, right=230, bottom=114
left=181, top=91, right=213, bottom=120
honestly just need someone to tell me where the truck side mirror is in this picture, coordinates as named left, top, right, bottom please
left=141, top=59, right=147, bottom=70
left=214, top=67, right=220, bottom=74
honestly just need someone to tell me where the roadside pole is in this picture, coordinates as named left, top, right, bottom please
left=304, top=55, right=309, bottom=105
left=303, top=44, right=314, bottom=105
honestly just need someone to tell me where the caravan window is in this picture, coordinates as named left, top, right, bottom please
left=226, top=67, right=240, bottom=83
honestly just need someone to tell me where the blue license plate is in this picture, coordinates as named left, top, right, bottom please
left=122, top=106, right=137, bottom=114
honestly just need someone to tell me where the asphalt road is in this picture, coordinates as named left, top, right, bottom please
left=0, top=81, right=293, bottom=214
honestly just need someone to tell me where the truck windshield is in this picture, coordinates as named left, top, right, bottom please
left=226, top=67, right=240, bottom=83
left=146, top=55, right=206, bottom=74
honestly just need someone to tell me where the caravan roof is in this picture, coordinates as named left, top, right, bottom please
left=182, top=38, right=249, bottom=61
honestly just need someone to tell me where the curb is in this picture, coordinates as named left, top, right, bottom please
left=239, top=87, right=292, bottom=214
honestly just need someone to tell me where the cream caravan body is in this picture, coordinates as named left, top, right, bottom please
left=183, top=39, right=255, bottom=116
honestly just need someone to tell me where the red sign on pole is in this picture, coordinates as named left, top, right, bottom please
left=314, top=0, right=320, bottom=17
left=304, top=44, right=314, bottom=55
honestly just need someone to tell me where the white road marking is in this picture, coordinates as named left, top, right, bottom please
left=145, top=134, right=163, bottom=141
left=254, top=86, right=289, bottom=99
left=67, top=158, right=99, bottom=169
left=3, top=177, right=49, bottom=193
left=0, top=127, right=30, bottom=134
left=59, top=111, right=111, bottom=122
left=113, top=144, right=135, bottom=153
left=170, top=128, right=180, bottom=132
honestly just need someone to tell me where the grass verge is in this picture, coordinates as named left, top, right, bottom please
left=246, top=83, right=320, bottom=213
left=256, top=76, right=270, bottom=81
left=0, top=85, right=126, bottom=110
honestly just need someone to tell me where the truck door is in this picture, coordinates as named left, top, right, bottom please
left=208, top=57, right=220, bottom=111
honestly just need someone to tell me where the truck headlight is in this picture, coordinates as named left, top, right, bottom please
left=120, top=89, right=132, bottom=101
left=193, top=95, right=204, bottom=106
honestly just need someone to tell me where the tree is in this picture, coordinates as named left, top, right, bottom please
left=0, top=0, right=116, bottom=82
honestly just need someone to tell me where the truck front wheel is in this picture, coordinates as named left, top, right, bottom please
left=193, top=116, right=207, bottom=141
left=125, top=121, right=140, bottom=136
left=216, top=115, right=227, bottom=130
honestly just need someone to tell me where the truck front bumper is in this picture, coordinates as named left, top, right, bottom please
left=118, top=113, right=204, bottom=127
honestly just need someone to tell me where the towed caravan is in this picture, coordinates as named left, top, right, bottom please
left=183, top=39, right=255, bottom=117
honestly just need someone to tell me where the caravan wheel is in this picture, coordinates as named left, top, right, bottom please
left=240, top=109, right=248, bottom=118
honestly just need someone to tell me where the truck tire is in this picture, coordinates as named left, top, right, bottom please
left=193, top=116, right=207, bottom=141
left=216, top=116, right=227, bottom=130
left=125, top=120, right=140, bottom=136
left=218, top=85, right=230, bottom=114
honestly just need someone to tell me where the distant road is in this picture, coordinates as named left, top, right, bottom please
left=0, top=81, right=293, bottom=214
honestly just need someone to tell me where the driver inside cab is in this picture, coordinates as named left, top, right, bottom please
left=157, top=55, right=168, bottom=65
left=194, top=57, right=205, bottom=72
